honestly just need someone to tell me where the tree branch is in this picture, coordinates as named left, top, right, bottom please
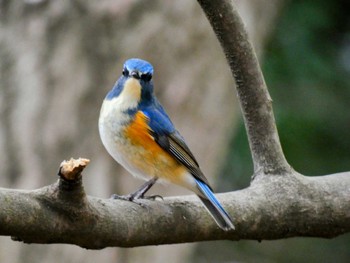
left=1, top=159, right=349, bottom=249
left=197, top=0, right=291, bottom=175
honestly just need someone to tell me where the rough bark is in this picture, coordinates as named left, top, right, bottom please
left=1, top=161, right=349, bottom=249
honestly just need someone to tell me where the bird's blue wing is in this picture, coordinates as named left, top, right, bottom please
left=140, top=99, right=175, bottom=136
left=140, top=100, right=210, bottom=187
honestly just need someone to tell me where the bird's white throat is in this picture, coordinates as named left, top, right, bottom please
left=99, top=78, right=141, bottom=125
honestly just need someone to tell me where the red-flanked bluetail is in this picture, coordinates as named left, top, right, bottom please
left=99, top=58, right=234, bottom=231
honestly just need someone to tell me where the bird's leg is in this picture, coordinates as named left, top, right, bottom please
left=111, top=177, right=160, bottom=202
left=130, top=177, right=159, bottom=199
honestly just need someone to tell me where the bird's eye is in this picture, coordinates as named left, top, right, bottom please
left=141, top=73, right=152, bottom=82
left=122, top=68, right=129, bottom=77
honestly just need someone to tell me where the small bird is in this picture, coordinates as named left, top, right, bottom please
left=99, top=58, right=234, bottom=231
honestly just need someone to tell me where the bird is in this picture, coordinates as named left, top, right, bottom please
left=98, top=58, right=235, bottom=231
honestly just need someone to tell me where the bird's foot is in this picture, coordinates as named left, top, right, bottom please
left=110, top=193, right=163, bottom=207
left=110, top=177, right=161, bottom=206
left=110, top=193, right=135, bottom=201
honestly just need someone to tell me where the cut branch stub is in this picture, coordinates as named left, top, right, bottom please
left=55, top=157, right=90, bottom=202
left=58, top=158, right=90, bottom=181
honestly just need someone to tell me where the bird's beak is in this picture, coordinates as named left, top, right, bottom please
left=130, top=71, right=140, bottom=80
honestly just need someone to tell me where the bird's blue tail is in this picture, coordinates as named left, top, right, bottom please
left=195, top=179, right=235, bottom=231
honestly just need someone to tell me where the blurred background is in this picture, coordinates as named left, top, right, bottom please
left=0, top=0, right=349, bottom=262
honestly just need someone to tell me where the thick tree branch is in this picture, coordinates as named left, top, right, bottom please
left=197, top=0, right=291, bottom=175
left=1, top=159, right=349, bottom=249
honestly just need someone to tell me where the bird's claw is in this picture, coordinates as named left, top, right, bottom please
left=110, top=193, right=134, bottom=201
left=110, top=193, right=163, bottom=207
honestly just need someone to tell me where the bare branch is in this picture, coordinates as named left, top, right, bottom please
left=197, top=0, right=291, bottom=175
left=1, top=160, right=349, bottom=249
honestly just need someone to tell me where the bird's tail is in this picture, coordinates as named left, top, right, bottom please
left=195, top=179, right=235, bottom=231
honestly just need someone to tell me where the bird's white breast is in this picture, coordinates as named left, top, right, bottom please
left=98, top=78, right=149, bottom=179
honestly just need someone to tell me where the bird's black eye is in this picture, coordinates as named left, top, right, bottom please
left=122, top=68, right=129, bottom=77
left=140, top=73, right=152, bottom=82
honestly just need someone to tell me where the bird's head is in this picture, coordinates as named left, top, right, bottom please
left=106, top=58, right=154, bottom=105
left=123, top=58, right=153, bottom=82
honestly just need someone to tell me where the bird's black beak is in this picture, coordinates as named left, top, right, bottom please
left=130, top=71, right=140, bottom=79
